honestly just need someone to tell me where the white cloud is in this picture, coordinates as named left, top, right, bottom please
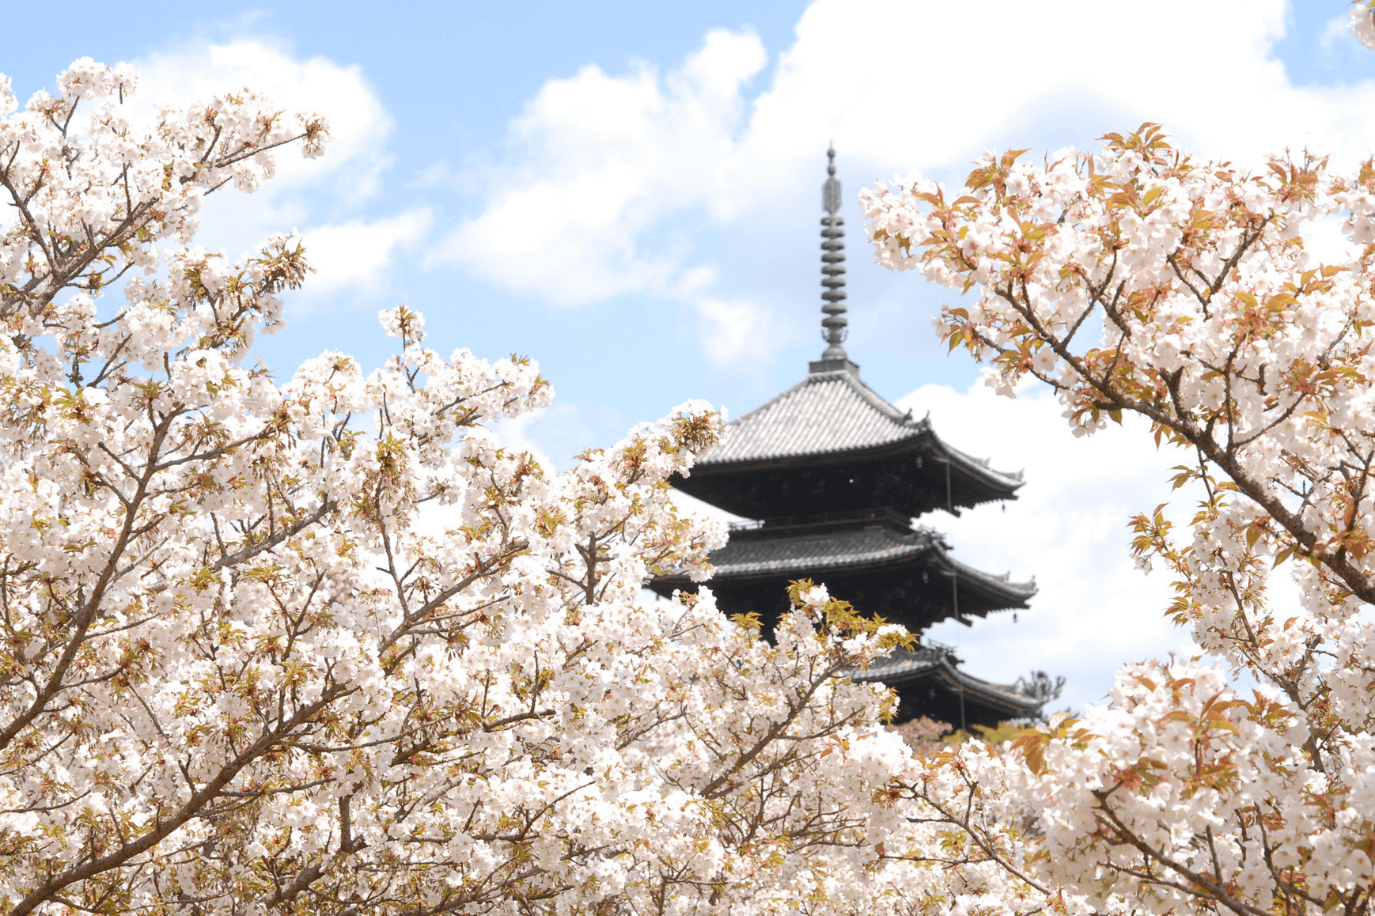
left=431, top=28, right=774, bottom=357
left=695, top=295, right=773, bottom=365
left=893, top=380, right=1204, bottom=714
left=1321, top=12, right=1357, bottom=49
left=739, top=0, right=1375, bottom=184
left=301, top=209, right=433, bottom=294
left=444, top=0, right=1375, bottom=330
left=126, top=38, right=407, bottom=285
left=492, top=401, right=626, bottom=474
left=434, top=27, right=765, bottom=305
left=135, top=39, right=393, bottom=196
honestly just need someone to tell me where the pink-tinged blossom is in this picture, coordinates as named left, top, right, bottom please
left=866, top=121, right=1375, bottom=916
left=0, top=58, right=1013, bottom=916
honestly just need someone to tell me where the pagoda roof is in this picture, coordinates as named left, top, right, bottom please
left=702, top=524, right=1035, bottom=608
left=710, top=522, right=942, bottom=577
left=850, top=644, right=1043, bottom=721
left=677, top=369, right=1023, bottom=520
left=706, top=369, right=919, bottom=463
left=650, top=521, right=1035, bottom=631
left=704, top=369, right=1021, bottom=491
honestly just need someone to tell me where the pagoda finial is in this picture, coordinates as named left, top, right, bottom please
left=811, top=144, right=858, bottom=376
left=823, top=144, right=841, bottom=216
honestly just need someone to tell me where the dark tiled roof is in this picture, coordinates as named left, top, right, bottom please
left=940, top=439, right=1024, bottom=492
left=944, top=553, right=1037, bottom=603
left=703, top=369, right=1023, bottom=491
left=851, top=646, right=1043, bottom=716
left=853, top=643, right=952, bottom=676
left=707, top=370, right=918, bottom=463
left=706, top=525, right=938, bottom=578
left=703, top=525, right=1037, bottom=604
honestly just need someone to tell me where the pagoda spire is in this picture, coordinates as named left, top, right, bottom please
left=810, top=145, right=860, bottom=376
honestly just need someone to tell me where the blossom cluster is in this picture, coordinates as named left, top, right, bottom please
left=864, top=121, right=1375, bottom=914
left=0, top=59, right=1046, bottom=916
left=1353, top=1, right=1375, bottom=49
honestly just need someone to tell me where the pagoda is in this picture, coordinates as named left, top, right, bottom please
left=651, top=148, right=1041, bottom=729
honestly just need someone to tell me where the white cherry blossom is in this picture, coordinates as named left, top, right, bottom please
left=0, top=59, right=986, bottom=916
left=865, top=120, right=1375, bottom=916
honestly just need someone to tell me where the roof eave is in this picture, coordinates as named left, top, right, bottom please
left=852, top=653, right=1043, bottom=716
left=692, top=431, right=1023, bottom=502
left=651, top=539, right=1035, bottom=615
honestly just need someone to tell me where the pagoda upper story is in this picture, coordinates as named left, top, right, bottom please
left=658, top=362, right=1036, bottom=634
left=652, top=146, right=1041, bottom=727
left=673, top=367, right=1024, bottom=520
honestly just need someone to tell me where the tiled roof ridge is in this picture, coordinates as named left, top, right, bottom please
left=674, top=521, right=1037, bottom=597
left=852, top=646, right=1043, bottom=713
left=698, top=524, right=941, bottom=578
left=704, top=372, right=1026, bottom=497
left=725, top=369, right=914, bottom=431
left=835, top=370, right=916, bottom=425
left=704, top=370, right=925, bottom=466
left=668, top=525, right=1036, bottom=606
left=836, top=373, right=1028, bottom=492
left=933, top=432, right=1026, bottom=488
left=936, top=546, right=1036, bottom=599
left=943, top=659, right=1043, bottom=711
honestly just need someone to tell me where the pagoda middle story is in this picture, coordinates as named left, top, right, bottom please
left=650, top=147, right=1042, bottom=730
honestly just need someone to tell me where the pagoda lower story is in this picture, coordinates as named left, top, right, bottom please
left=651, top=508, right=1034, bottom=634
left=854, top=644, right=1041, bottom=730
left=648, top=501, right=1041, bottom=728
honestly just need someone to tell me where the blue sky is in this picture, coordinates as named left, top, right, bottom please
left=8, top=0, right=1374, bottom=713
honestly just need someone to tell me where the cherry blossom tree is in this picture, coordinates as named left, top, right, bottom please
left=0, top=59, right=946, bottom=916
left=861, top=14, right=1375, bottom=911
